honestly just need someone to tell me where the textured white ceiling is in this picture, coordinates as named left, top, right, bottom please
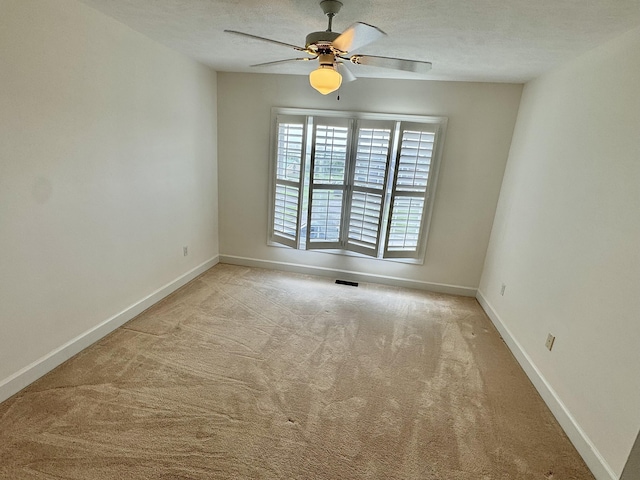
left=79, top=0, right=640, bottom=83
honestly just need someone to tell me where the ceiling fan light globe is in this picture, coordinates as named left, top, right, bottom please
left=309, top=66, right=342, bottom=95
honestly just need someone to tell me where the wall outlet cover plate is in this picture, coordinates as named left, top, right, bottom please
left=546, top=334, right=555, bottom=351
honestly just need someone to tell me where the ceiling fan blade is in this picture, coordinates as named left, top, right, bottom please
left=251, top=57, right=316, bottom=67
left=332, top=22, right=386, bottom=53
left=337, top=63, right=357, bottom=83
left=224, top=30, right=306, bottom=51
left=351, top=55, right=432, bottom=74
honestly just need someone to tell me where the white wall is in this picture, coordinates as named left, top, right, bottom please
left=621, top=430, right=640, bottom=480
left=217, top=73, right=522, bottom=292
left=478, top=27, right=640, bottom=479
left=0, top=0, right=218, bottom=394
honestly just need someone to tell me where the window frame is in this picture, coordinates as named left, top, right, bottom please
left=267, top=107, right=448, bottom=265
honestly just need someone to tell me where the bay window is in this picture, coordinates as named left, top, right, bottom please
left=269, top=108, right=447, bottom=263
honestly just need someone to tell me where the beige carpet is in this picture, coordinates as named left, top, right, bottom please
left=0, top=264, right=594, bottom=479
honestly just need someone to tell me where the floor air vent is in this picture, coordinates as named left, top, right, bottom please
left=335, top=280, right=358, bottom=287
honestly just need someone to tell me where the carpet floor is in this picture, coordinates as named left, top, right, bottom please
left=0, top=264, right=594, bottom=479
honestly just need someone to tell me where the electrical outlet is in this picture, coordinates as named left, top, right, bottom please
left=500, top=283, right=506, bottom=296
left=183, top=246, right=188, bottom=256
left=545, top=334, right=555, bottom=351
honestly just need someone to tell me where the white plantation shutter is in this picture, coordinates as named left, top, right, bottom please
left=269, top=108, right=447, bottom=263
left=307, top=117, right=352, bottom=249
left=345, top=120, right=395, bottom=256
left=271, top=115, right=306, bottom=248
left=384, top=122, right=439, bottom=258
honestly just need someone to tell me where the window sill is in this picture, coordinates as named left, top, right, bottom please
left=266, top=240, right=425, bottom=265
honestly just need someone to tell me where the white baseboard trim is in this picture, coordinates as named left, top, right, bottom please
left=219, top=254, right=477, bottom=297
left=0, top=256, right=219, bottom=404
left=475, top=290, right=617, bottom=480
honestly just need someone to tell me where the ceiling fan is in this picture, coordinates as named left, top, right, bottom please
left=224, top=0, right=432, bottom=95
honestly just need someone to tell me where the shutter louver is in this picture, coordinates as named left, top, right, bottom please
left=348, top=191, right=383, bottom=247
left=387, top=196, right=425, bottom=250
left=307, top=119, right=350, bottom=249
left=345, top=123, right=393, bottom=256
left=396, top=130, right=434, bottom=192
left=353, top=127, right=389, bottom=189
left=310, top=190, right=343, bottom=242
left=276, top=124, right=303, bottom=182
left=384, top=125, right=437, bottom=258
left=273, top=184, right=300, bottom=241
left=271, top=117, right=306, bottom=248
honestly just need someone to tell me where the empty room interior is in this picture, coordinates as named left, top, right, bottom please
left=1, top=0, right=639, bottom=479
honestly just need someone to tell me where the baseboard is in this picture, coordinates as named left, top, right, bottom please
left=475, top=290, right=617, bottom=480
left=0, top=256, right=219, bottom=404
left=219, top=254, right=477, bottom=297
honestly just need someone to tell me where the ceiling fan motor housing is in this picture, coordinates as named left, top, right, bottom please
left=305, top=31, right=340, bottom=49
